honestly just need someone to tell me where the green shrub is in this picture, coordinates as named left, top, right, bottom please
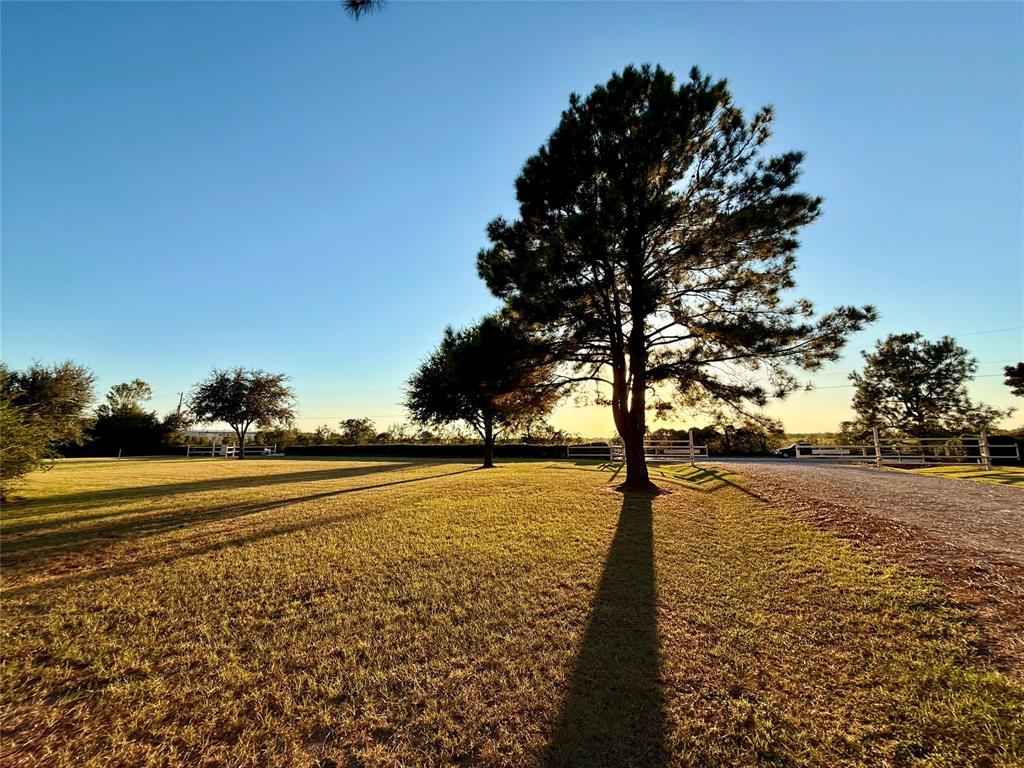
left=0, top=396, right=55, bottom=500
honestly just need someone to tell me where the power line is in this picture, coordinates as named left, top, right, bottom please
left=955, top=325, right=1023, bottom=337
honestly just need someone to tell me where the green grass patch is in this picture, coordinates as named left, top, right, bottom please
left=895, top=465, right=1024, bottom=487
left=2, top=457, right=1022, bottom=766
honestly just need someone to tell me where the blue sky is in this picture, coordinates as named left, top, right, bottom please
left=2, top=1, right=1021, bottom=435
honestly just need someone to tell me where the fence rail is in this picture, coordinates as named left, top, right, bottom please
left=567, top=429, right=1017, bottom=470
left=568, top=431, right=707, bottom=464
left=186, top=444, right=278, bottom=458
left=788, top=430, right=1016, bottom=469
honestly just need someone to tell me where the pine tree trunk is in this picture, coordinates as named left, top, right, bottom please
left=615, top=313, right=656, bottom=491
left=482, top=419, right=495, bottom=469
left=621, top=425, right=650, bottom=488
left=611, top=362, right=654, bottom=491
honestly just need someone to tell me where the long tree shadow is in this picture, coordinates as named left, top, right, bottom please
left=545, top=490, right=666, bottom=767
left=2, top=461, right=432, bottom=527
left=2, top=467, right=476, bottom=574
left=554, top=461, right=767, bottom=502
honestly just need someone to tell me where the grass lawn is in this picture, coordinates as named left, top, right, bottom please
left=895, top=465, right=1024, bottom=487
left=2, top=457, right=1022, bottom=767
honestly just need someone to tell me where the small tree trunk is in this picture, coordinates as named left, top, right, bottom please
left=482, top=418, right=495, bottom=469
left=236, top=427, right=246, bottom=460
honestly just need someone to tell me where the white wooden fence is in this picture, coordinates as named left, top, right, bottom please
left=567, top=429, right=1017, bottom=471
left=789, top=429, right=1016, bottom=470
left=186, top=444, right=278, bottom=458
left=568, top=431, right=707, bottom=465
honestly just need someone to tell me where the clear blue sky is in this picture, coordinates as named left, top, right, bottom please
left=2, top=1, right=1021, bottom=435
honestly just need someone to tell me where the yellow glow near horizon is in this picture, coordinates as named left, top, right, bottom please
left=545, top=392, right=854, bottom=438
left=289, top=374, right=1019, bottom=438
left=545, top=377, right=1019, bottom=438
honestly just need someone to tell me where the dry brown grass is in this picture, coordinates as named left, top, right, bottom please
left=1, top=457, right=1022, bottom=766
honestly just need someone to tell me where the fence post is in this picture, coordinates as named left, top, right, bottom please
left=980, top=429, right=992, bottom=471
left=872, top=426, right=882, bottom=469
left=688, top=428, right=695, bottom=466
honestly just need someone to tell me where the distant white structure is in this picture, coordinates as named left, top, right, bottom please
left=186, top=429, right=257, bottom=442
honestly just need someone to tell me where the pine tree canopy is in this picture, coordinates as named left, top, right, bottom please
left=476, top=64, right=876, bottom=486
left=1005, top=362, right=1024, bottom=398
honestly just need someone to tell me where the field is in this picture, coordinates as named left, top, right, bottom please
left=2, top=458, right=1022, bottom=767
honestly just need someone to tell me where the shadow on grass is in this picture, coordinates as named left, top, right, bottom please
left=557, top=461, right=767, bottom=503
left=2, top=461, right=429, bottom=525
left=544, top=489, right=666, bottom=767
left=2, top=466, right=475, bottom=579
left=969, top=471, right=1024, bottom=487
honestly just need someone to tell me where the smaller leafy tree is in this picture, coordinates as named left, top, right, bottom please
left=381, top=422, right=412, bottom=443
left=1, top=361, right=95, bottom=446
left=90, top=379, right=180, bottom=456
left=337, top=418, right=377, bottom=445
left=98, top=379, right=152, bottom=416
left=188, top=369, right=296, bottom=459
left=848, top=333, right=1012, bottom=437
left=257, top=425, right=305, bottom=449
left=161, top=411, right=192, bottom=445
left=515, top=418, right=579, bottom=445
left=724, top=421, right=783, bottom=455
left=313, top=424, right=338, bottom=443
left=1005, top=363, right=1024, bottom=398
left=406, top=315, right=561, bottom=468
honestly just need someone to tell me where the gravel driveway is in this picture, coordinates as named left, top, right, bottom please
left=711, top=459, right=1024, bottom=674
left=715, top=459, right=1023, bottom=562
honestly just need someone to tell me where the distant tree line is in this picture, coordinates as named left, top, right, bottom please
left=3, top=331, right=1016, bottom=495
left=260, top=416, right=579, bottom=452
left=0, top=361, right=192, bottom=498
left=0, top=356, right=584, bottom=497
left=649, top=421, right=784, bottom=457
left=0, top=363, right=298, bottom=495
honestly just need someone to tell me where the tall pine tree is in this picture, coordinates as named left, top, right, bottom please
left=478, top=65, right=875, bottom=489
